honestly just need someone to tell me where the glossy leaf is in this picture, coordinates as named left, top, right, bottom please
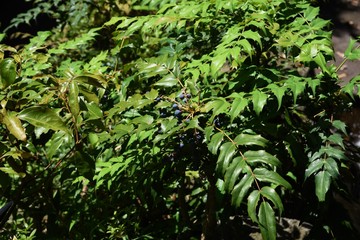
left=68, top=81, right=80, bottom=118
left=258, top=201, right=276, bottom=240
left=231, top=173, right=254, bottom=207
left=253, top=168, right=291, bottom=189
left=243, top=150, right=281, bottom=167
left=208, top=132, right=224, bottom=154
left=229, top=96, right=248, bottom=122
left=252, top=90, right=267, bottom=115
left=18, top=106, right=68, bottom=133
left=234, top=134, right=268, bottom=147
left=315, top=170, right=331, bottom=202
left=225, top=157, right=246, bottom=191
left=248, top=190, right=260, bottom=222
left=260, top=186, right=284, bottom=215
left=73, top=73, right=106, bottom=88
left=0, top=58, right=17, bottom=89
left=2, top=111, right=26, bottom=141
left=217, top=142, right=237, bottom=174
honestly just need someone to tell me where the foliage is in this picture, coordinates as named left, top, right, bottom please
left=1, top=0, right=360, bottom=239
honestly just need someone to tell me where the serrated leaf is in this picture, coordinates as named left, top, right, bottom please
left=344, top=38, right=360, bottom=60
left=85, top=102, right=103, bottom=120
left=327, top=133, right=345, bottom=149
left=242, top=30, right=262, bottom=49
left=211, top=53, right=227, bottom=76
left=252, top=90, right=267, bottom=115
left=0, top=58, right=17, bottom=89
left=225, top=157, right=246, bottom=191
left=332, top=120, right=347, bottom=135
left=248, top=190, right=260, bottom=222
left=305, top=159, right=324, bottom=179
left=231, top=173, right=254, bottom=207
left=253, top=168, right=291, bottom=189
left=244, top=150, right=281, bottom=167
left=203, top=99, right=230, bottom=117
left=234, top=134, right=268, bottom=147
left=258, top=201, right=276, bottom=240
left=154, top=74, right=177, bottom=87
left=46, top=131, right=69, bottom=159
left=217, top=142, right=237, bottom=174
left=238, top=39, right=253, bottom=56
left=268, top=84, right=285, bottom=110
left=324, top=158, right=339, bottom=178
left=315, top=170, right=331, bottom=202
left=2, top=111, right=26, bottom=141
left=229, top=96, right=248, bottom=122
left=260, top=186, right=284, bottom=215
left=208, top=132, right=224, bottom=154
left=288, top=77, right=306, bottom=104
left=303, top=6, right=319, bottom=21
left=18, top=106, right=68, bottom=132
left=74, top=73, right=106, bottom=88
left=103, top=16, right=123, bottom=26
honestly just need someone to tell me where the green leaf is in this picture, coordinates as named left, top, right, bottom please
left=229, top=96, right=248, bottom=122
left=217, top=142, right=237, bottom=174
left=18, top=106, right=68, bottom=133
left=315, top=170, right=331, bottom=202
left=252, top=90, right=268, bottom=115
left=253, top=168, right=292, bottom=189
left=305, top=159, right=324, bottom=179
left=73, top=73, right=106, bottom=88
left=208, top=132, right=224, bottom=154
left=303, top=6, right=319, bottom=21
left=324, top=158, right=339, bottom=178
left=0, top=58, right=17, bottom=89
left=68, top=81, right=80, bottom=118
left=248, top=190, right=260, bottom=222
left=260, top=186, right=284, bottom=215
left=46, top=132, right=69, bottom=159
left=203, top=99, right=230, bottom=118
left=234, top=134, right=268, bottom=147
left=85, top=102, right=103, bottom=120
left=244, top=150, right=280, bottom=167
left=225, top=157, right=246, bottom=191
left=242, top=30, right=262, bottom=49
left=2, top=111, right=26, bottom=141
left=332, top=120, right=347, bottom=135
left=154, top=74, right=177, bottom=87
left=211, top=53, right=227, bottom=76
left=268, top=84, right=286, bottom=110
left=344, top=38, right=360, bottom=60
left=231, top=173, right=254, bottom=207
left=258, top=201, right=277, bottom=240
left=287, top=77, right=306, bottom=104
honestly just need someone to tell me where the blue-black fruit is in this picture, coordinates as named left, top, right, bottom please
left=174, top=109, right=182, bottom=116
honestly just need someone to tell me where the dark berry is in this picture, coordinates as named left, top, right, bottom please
left=179, top=93, right=185, bottom=99
left=179, top=142, right=185, bottom=148
left=155, top=97, right=161, bottom=102
left=172, top=103, right=179, bottom=109
left=174, top=109, right=182, bottom=116
left=186, top=93, right=191, bottom=99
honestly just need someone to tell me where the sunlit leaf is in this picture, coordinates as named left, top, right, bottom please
left=2, top=111, right=26, bottom=141
left=18, top=106, right=68, bottom=132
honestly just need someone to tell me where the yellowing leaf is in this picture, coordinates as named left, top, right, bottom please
left=2, top=111, right=26, bottom=141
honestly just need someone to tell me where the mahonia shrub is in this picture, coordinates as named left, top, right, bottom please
left=1, top=0, right=360, bottom=239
